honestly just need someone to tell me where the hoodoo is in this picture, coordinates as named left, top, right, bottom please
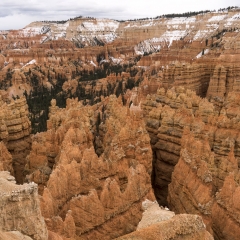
left=1, top=5, right=240, bottom=239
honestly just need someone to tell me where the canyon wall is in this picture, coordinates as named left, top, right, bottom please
left=141, top=85, right=240, bottom=239
left=142, top=86, right=214, bottom=205
left=167, top=91, right=240, bottom=239
left=0, top=95, right=31, bottom=183
left=1, top=10, right=240, bottom=103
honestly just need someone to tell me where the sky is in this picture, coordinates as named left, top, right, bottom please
left=0, top=0, right=239, bottom=30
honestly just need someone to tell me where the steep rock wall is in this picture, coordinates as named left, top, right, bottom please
left=167, top=91, right=240, bottom=239
left=142, top=86, right=216, bottom=205
left=0, top=96, right=31, bottom=183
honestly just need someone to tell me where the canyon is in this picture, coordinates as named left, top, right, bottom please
left=0, top=7, right=240, bottom=239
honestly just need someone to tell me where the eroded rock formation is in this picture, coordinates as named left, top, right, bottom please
left=0, top=171, right=48, bottom=240
left=139, top=85, right=240, bottom=239
left=0, top=95, right=31, bottom=183
left=141, top=86, right=214, bottom=205
left=24, top=95, right=154, bottom=239
left=117, top=200, right=213, bottom=240
left=167, top=91, right=240, bottom=239
left=1, top=10, right=240, bottom=104
left=1, top=8, right=240, bottom=240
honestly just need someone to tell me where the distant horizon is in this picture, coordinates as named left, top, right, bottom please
left=21, top=7, right=240, bottom=23
left=0, top=0, right=239, bottom=30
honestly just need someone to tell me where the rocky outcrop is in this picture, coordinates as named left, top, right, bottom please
left=168, top=129, right=240, bottom=239
left=25, top=95, right=154, bottom=239
left=117, top=199, right=213, bottom=239
left=0, top=95, right=31, bottom=183
left=207, top=64, right=240, bottom=102
left=0, top=171, right=48, bottom=240
left=0, top=230, right=33, bottom=240
left=141, top=86, right=216, bottom=205
left=136, top=199, right=175, bottom=230
left=0, top=141, right=13, bottom=174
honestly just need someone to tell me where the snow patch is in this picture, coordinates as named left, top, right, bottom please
left=196, top=49, right=209, bottom=59
left=193, top=30, right=209, bottom=40
left=134, top=30, right=187, bottom=54
left=90, top=61, right=96, bottom=67
left=109, top=57, right=123, bottom=64
left=21, top=26, right=43, bottom=37
left=225, top=13, right=240, bottom=27
left=167, top=17, right=196, bottom=25
left=208, top=15, right=227, bottom=22
left=77, top=19, right=119, bottom=33
left=22, top=59, right=36, bottom=68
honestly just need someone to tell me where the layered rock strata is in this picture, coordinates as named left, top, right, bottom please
left=0, top=95, right=31, bottom=183
left=142, top=86, right=216, bottom=205
left=1, top=10, right=240, bottom=103
left=167, top=92, right=240, bottom=239
left=0, top=141, right=13, bottom=174
left=140, top=85, right=240, bottom=239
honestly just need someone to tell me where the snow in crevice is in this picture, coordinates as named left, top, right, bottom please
left=134, top=30, right=187, bottom=55
left=193, top=30, right=210, bottom=40
left=90, top=61, right=97, bottom=67
left=124, top=21, right=156, bottom=28
left=134, top=40, right=161, bottom=55
left=109, top=56, right=123, bottom=64
left=22, top=59, right=36, bottom=68
left=72, top=32, right=118, bottom=47
left=225, top=13, right=240, bottom=27
left=20, top=26, right=45, bottom=37
left=196, top=49, right=209, bottom=59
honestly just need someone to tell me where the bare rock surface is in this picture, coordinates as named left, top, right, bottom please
left=25, top=95, right=154, bottom=239
left=0, top=230, right=33, bottom=240
left=137, top=199, right=175, bottom=230
left=0, top=171, right=48, bottom=240
left=0, top=95, right=31, bottom=183
left=115, top=200, right=213, bottom=240
left=0, top=141, right=13, bottom=174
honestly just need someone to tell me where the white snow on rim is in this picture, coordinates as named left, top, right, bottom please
left=208, top=15, right=227, bottom=22
left=167, top=17, right=196, bottom=25
left=77, top=19, right=119, bottom=32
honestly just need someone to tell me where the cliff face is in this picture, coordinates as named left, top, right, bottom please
left=141, top=86, right=215, bottom=205
left=25, top=95, right=154, bottom=239
left=0, top=142, right=13, bottom=174
left=141, top=85, right=240, bottom=239
left=1, top=10, right=240, bottom=103
left=167, top=91, right=240, bottom=239
left=0, top=171, right=48, bottom=240
left=0, top=95, right=31, bottom=183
